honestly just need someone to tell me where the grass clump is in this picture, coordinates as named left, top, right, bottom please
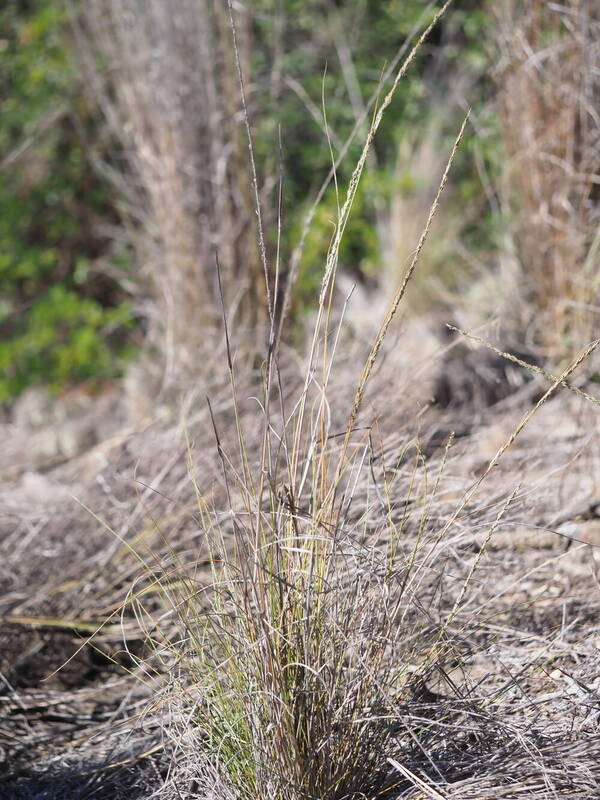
left=171, top=376, right=460, bottom=800
left=184, top=475, right=418, bottom=798
left=151, top=8, right=472, bottom=796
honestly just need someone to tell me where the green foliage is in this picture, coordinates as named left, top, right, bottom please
left=0, top=0, right=133, bottom=402
left=255, top=1, right=432, bottom=207
left=0, top=286, right=133, bottom=401
left=293, top=173, right=383, bottom=295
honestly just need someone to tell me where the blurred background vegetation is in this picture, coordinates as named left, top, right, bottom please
left=0, top=1, right=133, bottom=401
left=0, top=0, right=597, bottom=403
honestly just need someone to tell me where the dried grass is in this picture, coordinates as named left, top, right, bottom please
left=494, top=0, right=600, bottom=354
left=72, top=0, right=267, bottom=385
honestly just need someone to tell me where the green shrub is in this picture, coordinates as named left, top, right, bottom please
left=0, top=0, right=133, bottom=402
left=0, top=285, right=133, bottom=401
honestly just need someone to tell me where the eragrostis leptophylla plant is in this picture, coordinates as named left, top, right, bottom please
left=145, top=4, right=477, bottom=797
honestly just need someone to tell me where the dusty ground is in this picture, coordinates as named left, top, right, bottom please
left=1, top=325, right=599, bottom=798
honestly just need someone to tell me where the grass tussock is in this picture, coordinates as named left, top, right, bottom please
left=137, top=10, right=478, bottom=797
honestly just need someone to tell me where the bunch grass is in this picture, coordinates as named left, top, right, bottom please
left=146, top=6, right=474, bottom=798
